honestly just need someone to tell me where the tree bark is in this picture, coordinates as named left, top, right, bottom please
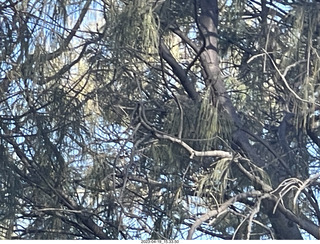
left=159, top=0, right=305, bottom=239
left=197, top=0, right=303, bottom=239
left=180, top=0, right=304, bottom=239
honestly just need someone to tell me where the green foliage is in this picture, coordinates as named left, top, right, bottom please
left=1, top=0, right=320, bottom=241
left=111, top=0, right=159, bottom=52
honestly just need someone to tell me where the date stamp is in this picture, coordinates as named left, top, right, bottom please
left=141, top=240, right=180, bottom=244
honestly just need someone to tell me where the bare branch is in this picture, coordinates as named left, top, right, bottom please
left=138, top=103, right=233, bottom=159
left=293, top=173, right=320, bottom=212
left=187, top=191, right=263, bottom=240
left=267, top=194, right=320, bottom=239
left=233, top=158, right=273, bottom=193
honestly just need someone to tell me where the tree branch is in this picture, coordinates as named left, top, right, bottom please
left=159, top=42, right=199, bottom=102
left=138, top=103, right=232, bottom=159
left=233, top=157, right=273, bottom=192
left=187, top=191, right=263, bottom=240
left=263, top=49, right=320, bottom=107
left=267, top=194, right=320, bottom=239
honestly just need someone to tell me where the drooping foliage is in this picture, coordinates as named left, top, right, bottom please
left=0, top=0, right=320, bottom=240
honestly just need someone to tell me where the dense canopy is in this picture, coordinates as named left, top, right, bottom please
left=0, top=0, right=320, bottom=240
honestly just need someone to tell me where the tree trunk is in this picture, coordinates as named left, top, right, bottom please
left=197, top=0, right=303, bottom=239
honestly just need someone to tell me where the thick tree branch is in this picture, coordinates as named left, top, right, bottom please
left=268, top=194, right=320, bottom=239
left=307, top=126, right=320, bottom=149
left=159, top=42, right=200, bottom=102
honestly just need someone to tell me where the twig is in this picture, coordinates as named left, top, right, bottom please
left=229, top=208, right=275, bottom=239
left=233, top=158, right=273, bottom=193
left=246, top=196, right=264, bottom=239
left=232, top=214, right=248, bottom=240
left=138, top=103, right=233, bottom=159
left=187, top=191, right=263, bottom=240
left=293, top=173, right=320, bottom=212
left=271, top=178, right=302, bottom=214
left=262, top=49, right=320, bottom=107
